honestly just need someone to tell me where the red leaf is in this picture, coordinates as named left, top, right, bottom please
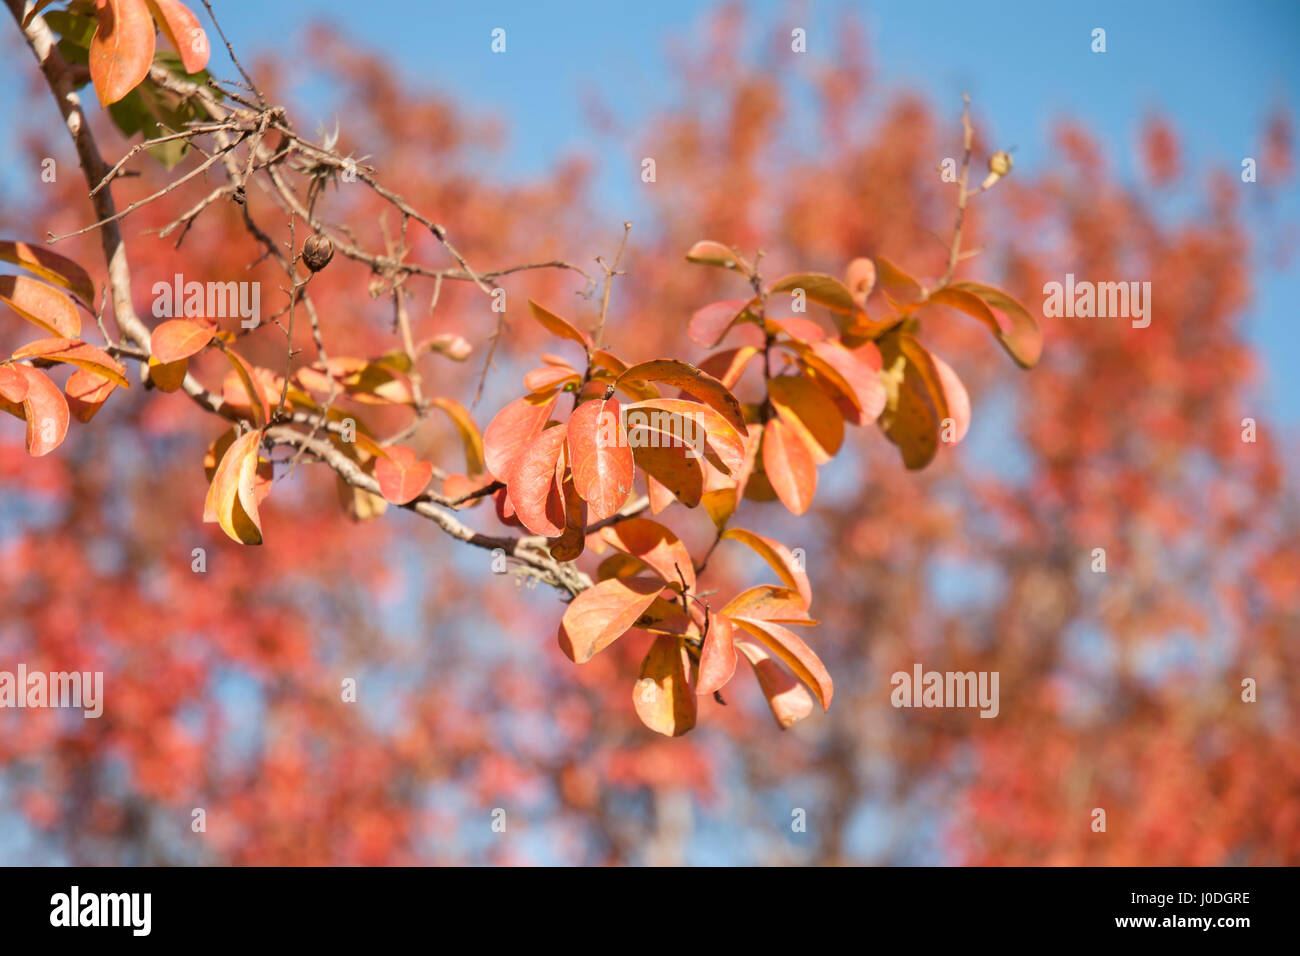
left=762, top=418, right=817, bottom=515
left=503, top=423, right=568, bottom=536
left=151, top=318, right=214, bottom=363
left=483, top=392, right=558, bottom=481
left=566, top=396, right=634, bottom=521
left=688, top=298, right=756, bottom=348
left=375, top=445, right=434, bottom=504
left=89, top=0, right=156, bottom=106
left=557, top=576, right=664, bottom=663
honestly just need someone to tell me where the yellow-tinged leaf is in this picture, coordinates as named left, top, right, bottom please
left=0, top=241, right=95, bottom=306
left=633, top=635, right=697, bottom=736
left=732, top=616, right=833, bottom=711
left=12, top=337, right=129, bottom=388
left=0, top=275, right=80, bottom=338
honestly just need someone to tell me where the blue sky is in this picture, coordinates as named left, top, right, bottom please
left=2, top=1, right=1296, bottom=418
left=196, top=0, right=1300, bottom=422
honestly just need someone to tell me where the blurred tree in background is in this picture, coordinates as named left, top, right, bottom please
left=1, top=4, right=1295, bottom=864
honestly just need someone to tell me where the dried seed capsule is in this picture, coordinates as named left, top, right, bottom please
left=302, top=234, right=334, bottom=272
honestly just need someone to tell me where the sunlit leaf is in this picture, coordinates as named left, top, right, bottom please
left=557, top=576, right=664, bottom=663
left=697, top=611, right=737, bottom=697
left=528, top=299, right=592, bottom=350
left=721, top=528, right=812, bottom=608
left=599, top=517, right=695, bottom=592
left=736, top=639, right=815, bottom=729
left=732, top=616, right=833, bottom=710
left=766, top=373, right=843, bottom=463
left=375, top=445, right=434, bottom=505
left=769, top=273, right=856, bottom=313
left=12, top=337, right=129, bottom=388
left=89, top=0, right=155, bottom=106
left=0, top=275, right=80, bottom=338
left=503, top=423, right=567, bottom=536
left=615, top=358, right=747, bottom=436
left=143, top=0, right=209, bottom=74
left=150, top=318, right=214, bottom=363
left=482, top=391, right=558, bottom=481
left=0, top=241, right=95, bottom=306
left=934, top=282, right=1042, bottom=369
left=761, top=417, right=816, bottom=515
left=566, top=396, right=634, bottom=521
left=633, top=635, right=697, bottom=736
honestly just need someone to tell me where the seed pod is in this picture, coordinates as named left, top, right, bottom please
left=988, top=151, right=1013, bottom=177
left=302, top=234, right=334, bottom=272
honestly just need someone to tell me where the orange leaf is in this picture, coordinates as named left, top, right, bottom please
left=148, top=354, right=188, bottom=392
left=0, top=275, right=80, bottom=338
left=65, top=368, right=117, bottom=422
left=2, top=365, right=68, bottom=456
left=528, top=300, right=592, bottom=350
left=878, top=331, right=941, bottom=469
left=428, top=397, right=486, bottom=475
left=685, top=240, right=749, bottom=273
left=732, top=616, right=833, bottom=711
left=736, top=639, right=815, bottom=728
left=721, top=528, right=812, bottom=608
left=761, top=417, right=816, bottom=515
left=566, top=396, right=634, bottom=521
left=0, top=241, right=95, bottom=306
left=503, top=424, right=567, bottom=536
left=769, top=273, right=856, bottom=313
left=697, top=611, right=737, bottom=696
left=633, top=636, right=697, bottom=736
left=598, top=517, right=695, bottom=592
left=375, top=445, right=434, bottom=505
left=89, top=0, right=156, bottom=106
left=12, top=337, right=129, bottom=388
left=624, top=397, right=746, bottom=477
left=203, top=428, right=264, bottom=544
left=483, top=391, right=558, bottom=481
left=150, top=318, right=214, bottom=363
left=614, top=359, right=747, bottom=436
left=722, top=584, right=816, bottom=625
left=144, top=0, right=209, bottom=74
left=557, top=576, right=664, bottom=663
left=767, top=373, right=843, bottom=463
left=549, top=475, right=588, bottom=562
left=0, top=365, right=29, bottom=404
left=935, top=282, right=1042, bottom=369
